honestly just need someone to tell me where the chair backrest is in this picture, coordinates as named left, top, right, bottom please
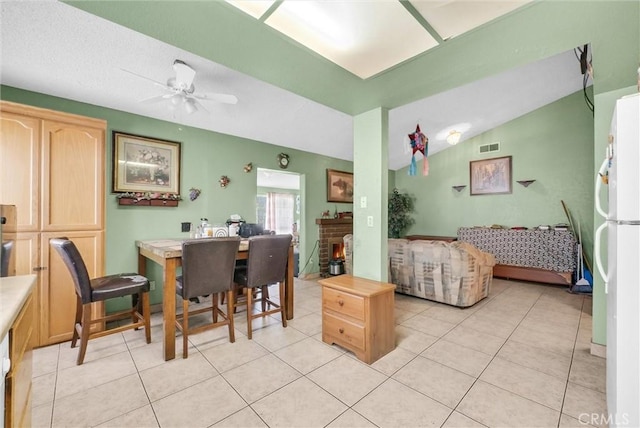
left=1, top=240, right=13, bottom=277
left=50, top=238, right=92, bottom=304
left=245, top=234, right=292, bottom=288
left=180, top=237, right=240, bottom=299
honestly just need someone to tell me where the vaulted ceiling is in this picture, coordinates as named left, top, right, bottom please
left=0, top=1, right=590, bottom=170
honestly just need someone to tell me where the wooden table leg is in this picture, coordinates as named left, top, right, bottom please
left=137, top=251, right=147, bottom=277
left=162, top=258, right=178, bottom=360
left=285, top=245, right=294, bottom=320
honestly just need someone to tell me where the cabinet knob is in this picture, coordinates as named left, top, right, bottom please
left=338, top=328, right=344, bottom=334
left=338, top=300, right=344, bottom=306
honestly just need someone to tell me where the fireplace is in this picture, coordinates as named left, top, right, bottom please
left=329, top=239, right=345, bottom=260
left=316, top=218, right=352, bottom=276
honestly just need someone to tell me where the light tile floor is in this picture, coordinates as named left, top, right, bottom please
left=31, top=278, right=606, bottom=428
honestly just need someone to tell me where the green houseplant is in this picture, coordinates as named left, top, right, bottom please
left=388, top=188, right=414, bottom=238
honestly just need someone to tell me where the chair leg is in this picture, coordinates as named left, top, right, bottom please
left=71, top=295, right=82, bottom=349
left=132, top=293, right=139, bottom=326
left=76, top=303, right=92, bottom=365
left=182, top=298, right=189, bottom=358
left=260, top=285, right=269, bottom=312
left=142, top=292, right=151, bottom=344
left=246, top=286, right=253, bottom=340
left=212, top=292, right=218, bottom=323
left=279, top=281, right=287, bottom=328
left=226, top=289, right=235, bottom=343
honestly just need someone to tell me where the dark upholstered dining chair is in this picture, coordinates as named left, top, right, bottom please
left=233, top=234, right=292, bottom=339
left=176, top=237, right=240, bottom=358
left=50, top=238, right=151, bottom=365
left=1, top=240, right=13, bottom=277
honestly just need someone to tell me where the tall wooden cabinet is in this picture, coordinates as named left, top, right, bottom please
left=0, top=101, right=106, bottom=346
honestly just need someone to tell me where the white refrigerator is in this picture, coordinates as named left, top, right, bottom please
left=595, top=93, right=640, bottom=428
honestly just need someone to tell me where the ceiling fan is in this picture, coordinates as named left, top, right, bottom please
left=122, top=59, right=238, bottom=114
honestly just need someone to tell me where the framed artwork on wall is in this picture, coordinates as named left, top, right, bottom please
left=326, top=169, right=354, bottom=203
left=470, top=155, right=512, bottom=195
left=112, top=131, right=181, bottom=195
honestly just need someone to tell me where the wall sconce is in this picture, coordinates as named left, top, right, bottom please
left=452, top=185, right=467, bottom=192
left=219, top=175, right=230, bottom=188
left=517, top=180, right=536, bottom=187
left=447, top=130, right=462, bottom=145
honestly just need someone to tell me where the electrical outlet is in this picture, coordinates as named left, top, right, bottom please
left=149, top=280, right=156, bottom=291
left=367, top=216, right=374, bottom=227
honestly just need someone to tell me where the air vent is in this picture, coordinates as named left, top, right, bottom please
left=479, top=142, right=500, bottom=154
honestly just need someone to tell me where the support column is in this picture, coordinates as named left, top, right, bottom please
left=353, top=107, right=388, bottom=281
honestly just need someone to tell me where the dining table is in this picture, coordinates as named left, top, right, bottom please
left=136, top=238, right=295, bottom=361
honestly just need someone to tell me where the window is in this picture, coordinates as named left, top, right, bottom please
left=264, top=192, right=294, bottom=234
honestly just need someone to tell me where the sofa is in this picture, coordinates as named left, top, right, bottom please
left=343, top=235, right=495, bottom=307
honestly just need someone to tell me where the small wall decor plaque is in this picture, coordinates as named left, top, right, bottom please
left=189, top=188, right=201, bottom=201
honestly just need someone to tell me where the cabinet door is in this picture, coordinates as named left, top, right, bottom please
left=14, top=232, right=41, bottom=347
left=0, top=112, right=40, bottom=232
left=41, top=121, right=104, bottom=231
left=40, top=231, right=104, bottom=346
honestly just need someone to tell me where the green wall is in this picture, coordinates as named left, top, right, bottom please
left=0, top=85, right=354, bottom=309
left=395, top=90, right=595, bottom=260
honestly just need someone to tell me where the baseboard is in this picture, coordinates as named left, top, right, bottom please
left=298, top=272, right=321, bottom=280
left=590, top=342, right=606, bottom=359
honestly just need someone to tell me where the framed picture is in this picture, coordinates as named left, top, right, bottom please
left=470, top=155, right=512, bottom=195
left=112, top=131, right=181, bottom=195
left=326, top=169, right=354, bottom=203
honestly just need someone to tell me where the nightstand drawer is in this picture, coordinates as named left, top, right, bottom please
left=323, top=287, right=364, bottom=320
left=323, top=312, right=365, bottom=351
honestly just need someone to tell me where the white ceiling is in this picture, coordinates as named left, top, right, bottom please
left=0, top=1, right=590, bottom=171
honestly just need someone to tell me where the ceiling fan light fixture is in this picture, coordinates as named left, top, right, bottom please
left=184, top=99, right=198, bottom=114
left=447, top=130, right=462, bottom=145
left=170, top=93, right=185, bottom=105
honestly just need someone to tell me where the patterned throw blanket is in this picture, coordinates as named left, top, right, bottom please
left=457, top=227, right=577, bottom=272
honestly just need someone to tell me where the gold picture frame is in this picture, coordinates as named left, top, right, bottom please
left=112, top=131, right=181, bottom=195
left=326, top=169, right=354, bottom=203
left=470, top=156, right=512, bottom=195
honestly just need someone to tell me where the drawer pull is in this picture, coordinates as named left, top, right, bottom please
left=339, top=328, right=344, bottom=334
left=338, top=300, right=344, bottom=306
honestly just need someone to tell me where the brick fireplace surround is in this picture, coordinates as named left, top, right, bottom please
left=316, top=218, right=353, bottom=275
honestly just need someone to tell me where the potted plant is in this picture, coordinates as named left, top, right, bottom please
left=388, top=188, right=414, bottom=238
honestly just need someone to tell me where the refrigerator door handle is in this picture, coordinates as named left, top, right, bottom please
left=594, top=221, right=608, bottom=293
left=595, top=157, right=609, bottom=219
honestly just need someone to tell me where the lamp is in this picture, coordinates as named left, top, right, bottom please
left=446, top=130, right=462, bottom=145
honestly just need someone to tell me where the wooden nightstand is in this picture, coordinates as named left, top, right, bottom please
left=319, top=275, right=395, bottom=364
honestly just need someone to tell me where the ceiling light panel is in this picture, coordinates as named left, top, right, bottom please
left=265, top=1, right=438, bottom=79
left=411, top=0, right=533, bottom=40
left=225, top=0, right=276, bottom=19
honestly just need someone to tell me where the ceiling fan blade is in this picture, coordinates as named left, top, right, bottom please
left=192, top=92, right=238, bottom=105
left=137, top=94, right=172, bottom=104
left=191, top=98, right=209, bottom=114
left=121, top=68, right=169, bottom=90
